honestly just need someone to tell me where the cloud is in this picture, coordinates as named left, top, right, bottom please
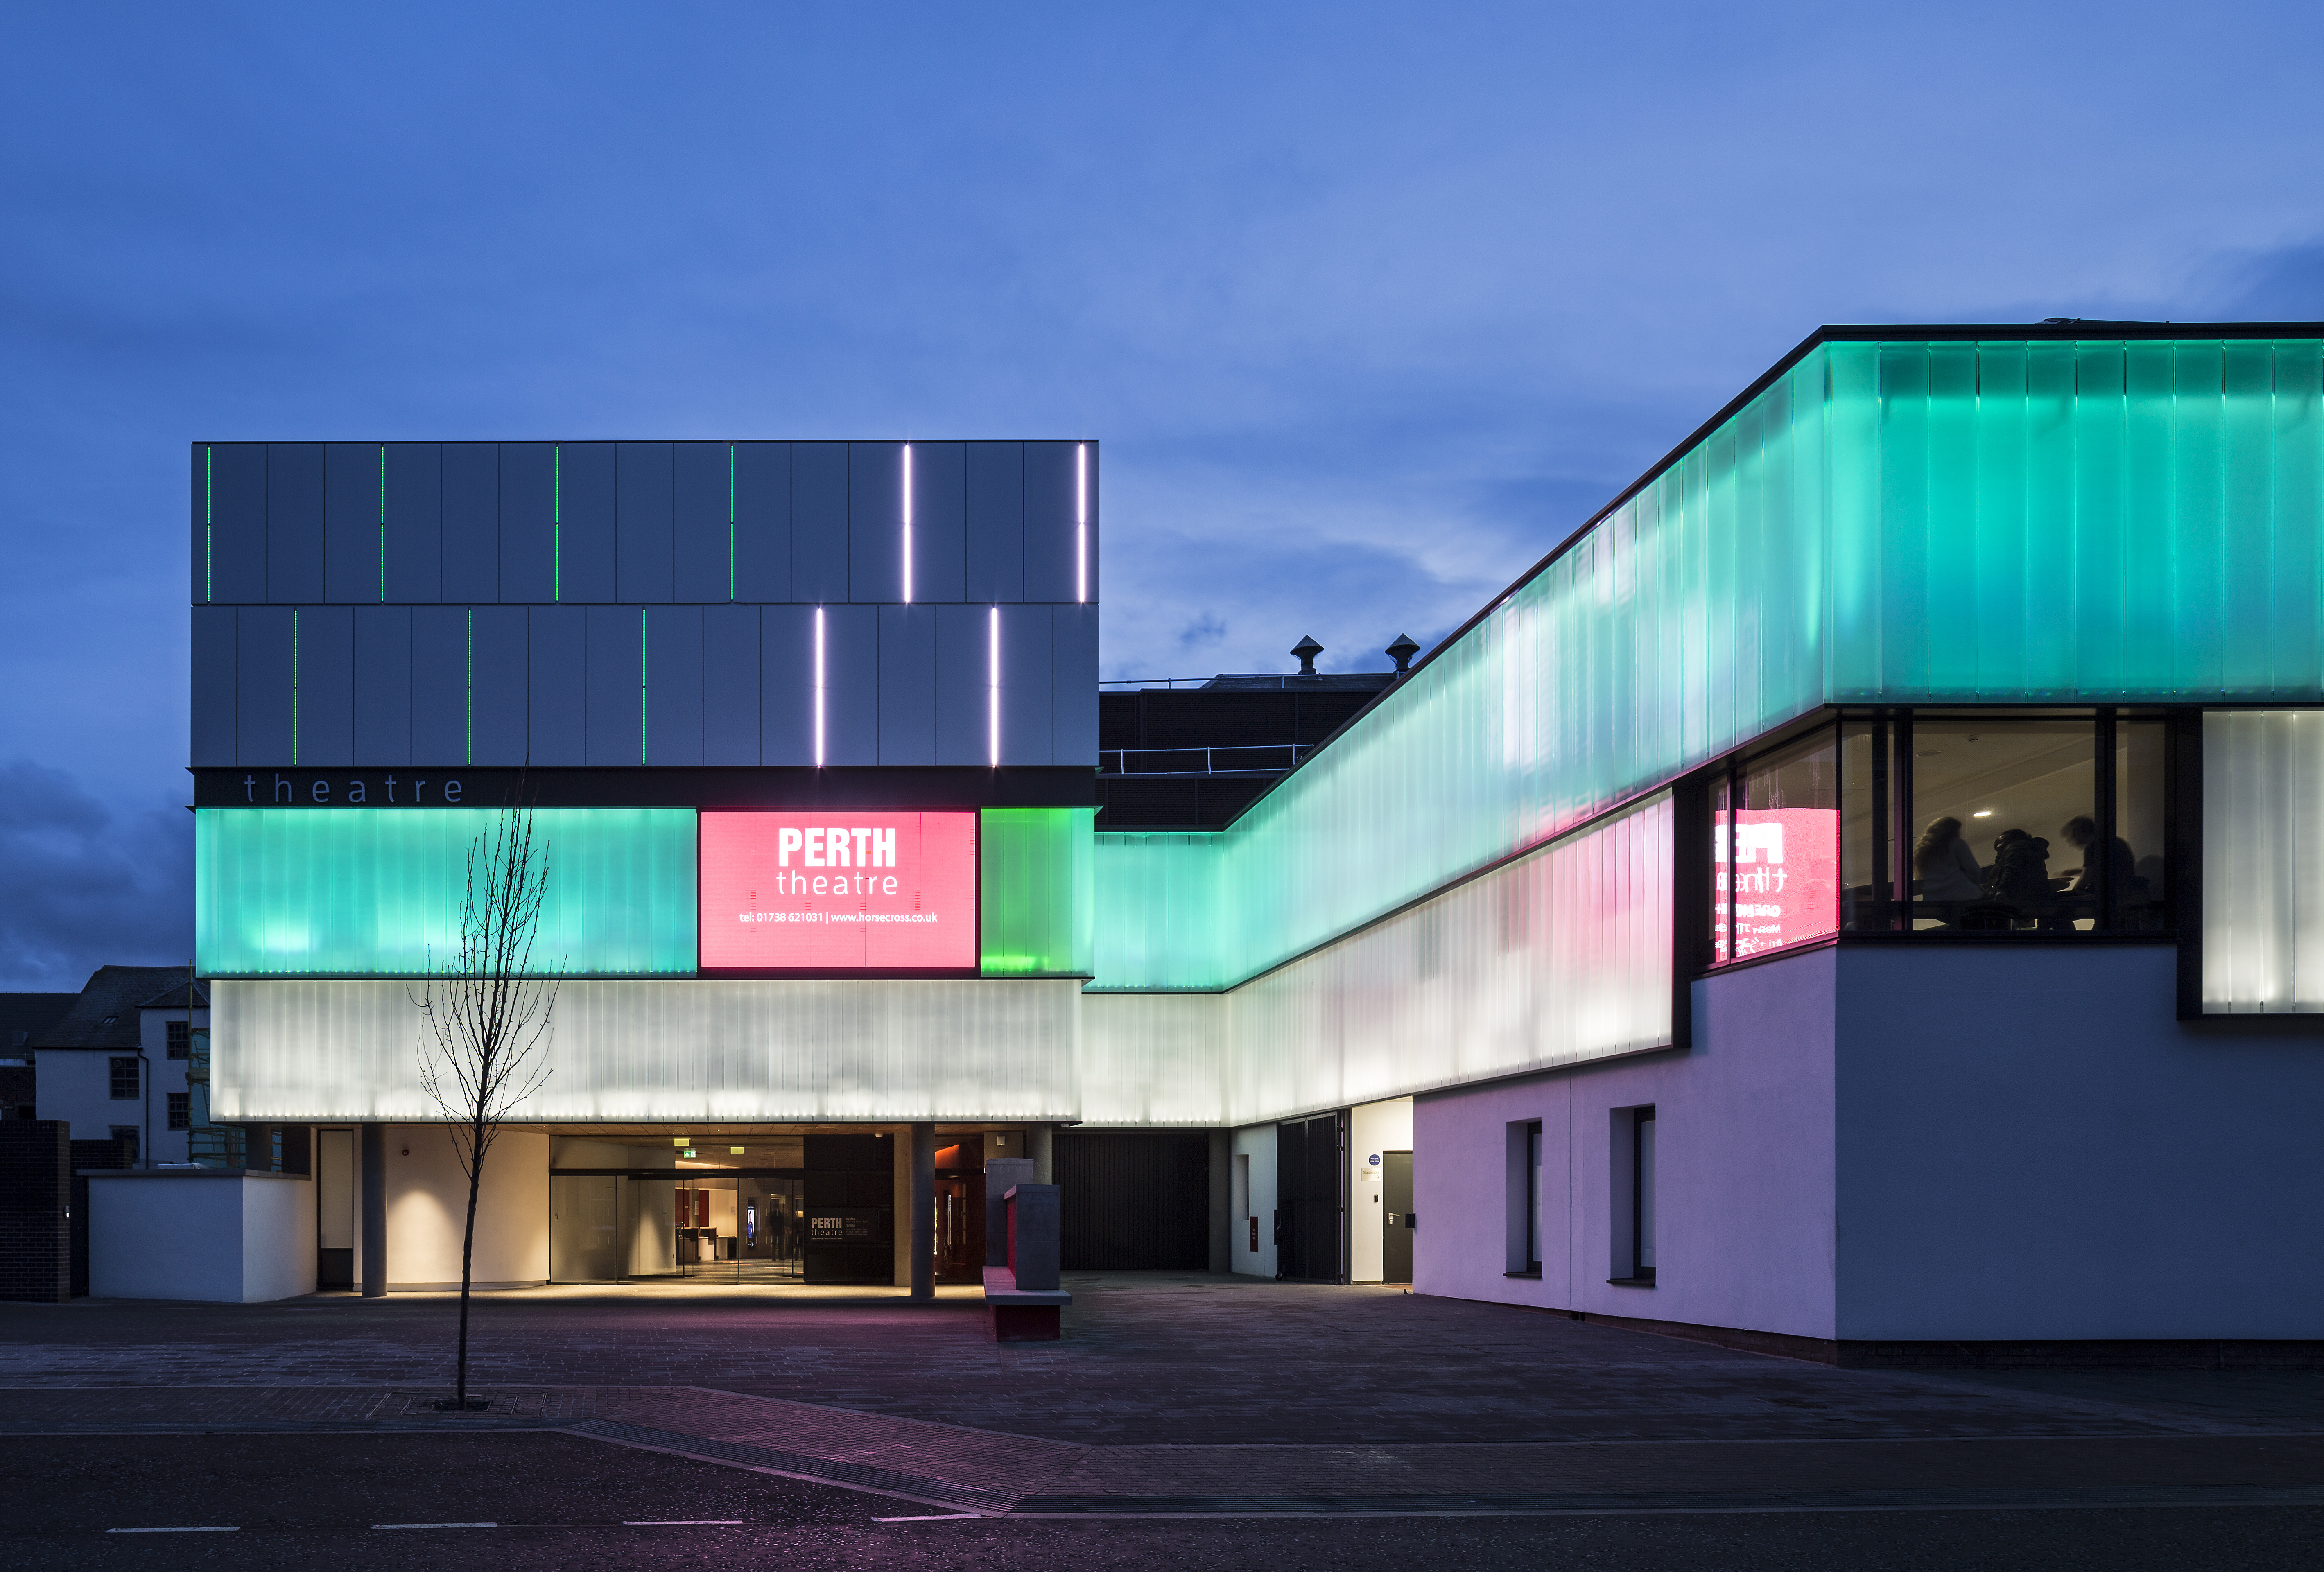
left=0, top=763, right=191, bottom=991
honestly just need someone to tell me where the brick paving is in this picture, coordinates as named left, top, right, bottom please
left=4, top=1274, right=2323, bottom=1515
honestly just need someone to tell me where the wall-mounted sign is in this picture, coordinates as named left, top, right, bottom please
left=1714, top=807, right=1840, bottom=962
left=699, top=811, right=978, bottom=972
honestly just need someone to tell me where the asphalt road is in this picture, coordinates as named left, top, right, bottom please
left=5, top=1433, right=2320, bottom=1572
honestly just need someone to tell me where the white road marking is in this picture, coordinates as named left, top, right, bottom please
left=874, top=1513, right=985, bottom=1522
left=108, top=1527, right=239, bottom=1534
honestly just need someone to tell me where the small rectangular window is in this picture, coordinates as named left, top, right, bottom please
left=167, top=1092, right=190, bottom=1131
left=109, top=1125, right=140, bottom=1163
left=109, top=1057, right=139, bottom=1100
left=1610, top=1104, right=1655, bottom=1285
left=1526, top=1122, right=1543, bottom=1271
left=166, top=1021, right=190, bottom=1059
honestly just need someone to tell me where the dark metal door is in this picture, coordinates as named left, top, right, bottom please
left=1382, top=1150, right=1413, bottom=1283
left=1274, top=1119, right=1305, bottom=1278
left=1303, top=1114, right=1341, bottom=1283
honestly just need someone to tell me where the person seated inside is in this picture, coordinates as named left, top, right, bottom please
left=1985, top=827, right=2057, bottom=928
left=1912, top=815, right=1985, bottom=919
left=2059, top=814, right=2150, bottom=926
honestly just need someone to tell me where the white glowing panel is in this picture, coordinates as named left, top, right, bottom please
left=2204, top=710, right=2324, bottom=1012
left=213, top=977, right=1082, bottom=1122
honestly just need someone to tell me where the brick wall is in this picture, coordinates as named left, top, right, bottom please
left=0, top=1121, right=69, bottom=1303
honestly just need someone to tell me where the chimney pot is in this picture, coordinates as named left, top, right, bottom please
left=1291, top=635, right=1323, bottom=675
left=1386, top=633, right=1420, bottom=674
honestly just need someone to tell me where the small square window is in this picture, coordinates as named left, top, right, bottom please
left=167, top=1092, right=190, bottom=1130
left=166, top=1021, right=190, bottom=1059
left=108, top=1057, right=140, bottom=1100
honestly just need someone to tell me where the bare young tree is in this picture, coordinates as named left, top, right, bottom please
left=410, top=790, right=557, bottom=1412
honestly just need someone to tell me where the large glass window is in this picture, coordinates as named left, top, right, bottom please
left=1713, top=709, right=2172, bottom=963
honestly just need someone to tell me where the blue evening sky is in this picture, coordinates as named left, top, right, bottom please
left=5, top=2, right=2322, bottom=987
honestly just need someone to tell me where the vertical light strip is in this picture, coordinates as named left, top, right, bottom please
left=640, top=607, right=649, bottom=765
left=1075, top=443, right=1088, bottom=604
left=203, top=446, right=213, bottom=603
left=553, top=444, right=563, bottom=602
left=988, top=605, right=1000, bottom=767
left=377, top=444, right=386, bottom=602
left=727, top=443, right=737, bottom=602
left=901, top=444, right=914, bottom=605
left=464, top=608, right=473, bottom=766
left=290, top=608, right=301, bottom=766
left=813, top=607, right=827, bottom=768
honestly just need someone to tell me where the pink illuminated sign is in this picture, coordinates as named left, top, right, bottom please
left=1714, top=807, right=1839, bottom=962
left=699, top=811, right=978, bottom=972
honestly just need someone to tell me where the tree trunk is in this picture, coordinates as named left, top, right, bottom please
left=457, top=1117, right=484, bottom=1406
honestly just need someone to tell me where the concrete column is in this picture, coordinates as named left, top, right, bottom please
left=359, top=1123, right=386, bottom=1297
left=1208, top=1128, right=1231, bottom=1274
left=1029, top=1123, right=1053, bottom=1184
left=908, top=1122, right=935, bottom=1301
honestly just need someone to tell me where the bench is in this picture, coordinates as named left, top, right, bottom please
left=985, top=1179, right=1069, bottom=1341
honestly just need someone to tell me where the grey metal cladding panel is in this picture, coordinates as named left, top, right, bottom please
left=235, top=607, right=294, bottom=763
left=1022, top=441, right=1081, bottom=604
left=702, top=604, right=760, bottom=765
left=498, top=443, right=557, bottom=603
left=383, top=444, right=442, bottom=603
left=265, top=443, right=326, bottom=604
left=998, top=603, right=1053, bottom=766
left=963, top=442, right=1024, bottom=602
left=732, top=442, right=790, bottom=602
left=190, top=447, right=206, bottom=605
left=933, top=604, right=988, bottom=766
left=876, top=604, right=935, bottom=765
left=440, top=443, right=499, bottom=604
left=352, top=605, right=412, bottom=766
left=528, top=606, right=586, bottom=765
left=1050, top=603, right=1099, bottom=765
left=646, top=605, right=703, bottom=766
left=849, top=441, right=906, bottom=605
left=584, top=605, right=641, bottom=766
left=674, top=441, right=731, bottom=603
left=190, top=606, right=236, bottom=766
left=207, top=443, right=268, bottom=604
left=909, top=441, right=965, bottom=604
left=791, top=441, right=849, bottom=603
left=297, top=604, right=355, bottom=766
left=760, top=605, right=814, bottom=765
left=823, top=604, right=878, bottom=765
left=617, top=441, right=675, bottom=603
left=322, top=443, right=378, bottom=604
left=559, top=443, right=618, bottom=603
left=410, top=606, right=469, bottom=766
left=470, top=606, right=531, bottom=766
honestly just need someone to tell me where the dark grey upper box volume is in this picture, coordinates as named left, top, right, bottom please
left=190, top=440, right=1099, bottom=772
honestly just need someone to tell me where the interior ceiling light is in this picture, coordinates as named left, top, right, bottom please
left=1973, top=809, right=1994, bottom=817
left=730, top=1145, right=746, bottom=1154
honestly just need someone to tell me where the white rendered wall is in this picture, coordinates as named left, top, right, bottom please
left=2204, top=709, right=2324, bottom=1011
left=1413, top=947, right=1840, bottom=1341
left=384, top=1127, right=550, bottom=1289
left=88, top=1173, right=316, bottom=1303
left=1348, top=1098, right=1413, bottom=1282
left=215, top=978, right=1081, bottom=1123
left=1229, top=1123, right=1277, bottom=1277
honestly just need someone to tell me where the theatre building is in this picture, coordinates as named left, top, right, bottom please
left=148, top=325, right=2324, bottom=1359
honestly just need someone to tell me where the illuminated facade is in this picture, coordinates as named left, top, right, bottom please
left=172, top=330, right=2324, bottom=1356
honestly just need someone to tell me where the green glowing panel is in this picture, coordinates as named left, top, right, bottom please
left=979, top=807, right=1095, bottom=976
left=198, top=808, right=697, bottom=977
left=1092, top=336, right=2324, bottom=989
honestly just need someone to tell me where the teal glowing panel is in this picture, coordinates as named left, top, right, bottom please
left=1094, top=336, right=2324, bottom=989
left=197, top=808, right=697, bottom=977
left=978, top=806, right=1096, bottom=976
